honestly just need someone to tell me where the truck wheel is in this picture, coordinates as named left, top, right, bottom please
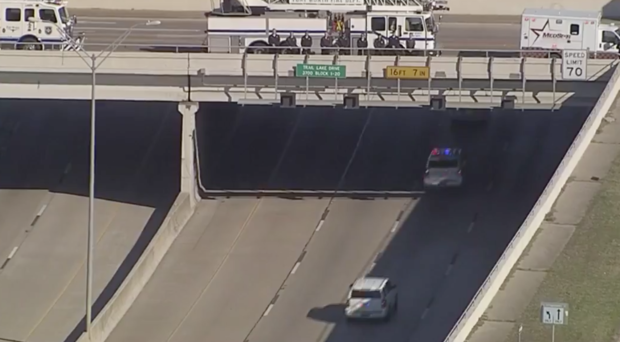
left=17, top=37, right=42, bottom=51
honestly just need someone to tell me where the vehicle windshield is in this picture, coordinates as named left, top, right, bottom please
left=351, top=290, right=382, bottom=299
left=58, top=6, right=69, bottom=24
left=428, top=160, right=458, bottom=169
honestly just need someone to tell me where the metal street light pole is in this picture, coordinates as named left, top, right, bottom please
left=65, top=19, right=161, bottom=339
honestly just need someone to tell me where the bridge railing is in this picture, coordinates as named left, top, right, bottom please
left=0, top=47, right=615, bottom=106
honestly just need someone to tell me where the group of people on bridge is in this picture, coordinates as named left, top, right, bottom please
left=266, top=28, right=422, bottom=56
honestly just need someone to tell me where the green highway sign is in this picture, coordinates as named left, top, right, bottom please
left=295, top=64, right=346, bottom=78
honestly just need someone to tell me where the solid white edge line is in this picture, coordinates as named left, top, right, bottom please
left=391, top=221, right=399, bottom=233
left=263, top=304, right=274, bottom=316
left=291, top=262, right=301, bottom=275
left=7, top=246, right=18, bottom=259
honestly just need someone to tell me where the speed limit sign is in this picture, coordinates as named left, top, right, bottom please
left=562, top=50, right=588, bottom=80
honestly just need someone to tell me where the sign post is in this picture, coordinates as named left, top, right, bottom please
left=562, top=50, right=588, bottom=80
left=540, top=302, right=568, bottom=342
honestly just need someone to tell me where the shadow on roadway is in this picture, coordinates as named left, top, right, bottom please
left=305, top=108, right=589, bottom=342
left=196, top=103, right=591, bottom=342
left=0, top=99, right=181, bottom=342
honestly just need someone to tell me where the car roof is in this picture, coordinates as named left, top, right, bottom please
left=351, top=277, right=388, bottom=291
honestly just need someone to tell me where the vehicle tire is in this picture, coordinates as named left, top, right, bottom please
left=247, top=42, right=269, bottom=54
left=17, top=37, right=42, bottom=51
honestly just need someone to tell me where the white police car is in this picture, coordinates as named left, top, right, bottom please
left=423, top=147, right=464, bottom=188
left=345, top=277, right=398, bottom=321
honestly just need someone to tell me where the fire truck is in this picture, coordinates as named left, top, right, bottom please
left=204, top=0, right=449, bottom=54
left=0, top=0, right=81, bottom=51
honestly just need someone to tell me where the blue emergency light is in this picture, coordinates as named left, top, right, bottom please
left=431, top=148, right=456, bottom=156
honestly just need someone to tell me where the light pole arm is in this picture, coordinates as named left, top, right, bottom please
left=94, top=23, right=142, bottom=67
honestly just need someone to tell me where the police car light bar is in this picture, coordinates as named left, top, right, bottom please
left=431, top=148, right=454, bottom=156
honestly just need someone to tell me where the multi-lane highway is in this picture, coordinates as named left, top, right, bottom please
left=0, top=100, right=180, bottom=342
left=71, top=9, right=520, bottom=51
left=104, top=103, right=590, bottom=342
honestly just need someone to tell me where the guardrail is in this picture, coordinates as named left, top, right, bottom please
left=39, top=41, right=620, bottom=59
left=0, top=50, right=614, bottom=106
left=443, top=55, right=620, bottom=342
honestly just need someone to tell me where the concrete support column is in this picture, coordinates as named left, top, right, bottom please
left=178, top=101, right=199, bottom=208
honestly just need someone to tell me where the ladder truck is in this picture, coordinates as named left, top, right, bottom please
left=203, top=0, right=449, bottom=54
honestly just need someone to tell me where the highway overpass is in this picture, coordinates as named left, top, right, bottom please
left=0, top=98, right=596, bottom=342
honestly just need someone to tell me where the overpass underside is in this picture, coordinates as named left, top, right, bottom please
left=105, top=102, right=592, bottom=342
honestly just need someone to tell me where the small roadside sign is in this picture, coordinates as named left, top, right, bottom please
left=295, top=64, right=346, bottom=78
left=540, top=302, right=568, bottom=325
left=562, top=50, right=587, bottom=80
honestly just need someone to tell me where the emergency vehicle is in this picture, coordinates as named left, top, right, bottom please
left=423, top=147, right=463, bottom=188
left=204, top=0, right=448, bottom=54
left=520, top=8, right=620, bottom=58
left=0, top=0, right=81, bottom=51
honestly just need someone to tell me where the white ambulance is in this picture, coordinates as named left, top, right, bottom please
left=0, top=0, right=81, bottom=51
left=520, top=8, right=620, bottom=58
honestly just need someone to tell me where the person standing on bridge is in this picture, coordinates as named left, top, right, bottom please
left=301, top=31, right=313, bottom=55
left=406, top=32, right=416, bottom=56
left=373, top=35, right=386, bottom=55
left=321, top=32, right=332, bottom=55
left=268, top=29, right=281, bottom=54
left=357, top=33, right=368, bottom=56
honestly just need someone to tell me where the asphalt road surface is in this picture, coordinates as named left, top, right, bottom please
left=0, top=99, right=180, bottom=342
left=72, top=9, right=520, bottom=52
left=105, top=103, right=589, bottom=342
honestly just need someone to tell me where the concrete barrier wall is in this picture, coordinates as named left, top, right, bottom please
left=0, top=83, right=599, bottom=107
left=76, top=192, right=196, bottom=342
left=443, top=62, right=620, bottom=342
left=0, top=51, right=614, bottom=81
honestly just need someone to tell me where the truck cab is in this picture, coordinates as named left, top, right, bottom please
left=0, top=0, right=80, bottom=51
left=349, top=11, right=438, bottom=50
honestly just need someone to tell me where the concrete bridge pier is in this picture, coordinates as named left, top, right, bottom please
left=178, top=101, right=200, bottom=208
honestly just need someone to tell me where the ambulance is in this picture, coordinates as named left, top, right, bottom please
left=520, top=8, right=620, bottom=58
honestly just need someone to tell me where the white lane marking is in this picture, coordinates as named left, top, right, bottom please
left=421, top=308, right=429, bottom=319
left=315, top=220, right=325, bottom=232
left=390, top=221, right=399, bottom=233
left=7, top=246, right=18, bottom=259
left=263, top=304, right=274, bottom=316
left=78, top=16, right=206, bottom=22
left=290, top=262, right=301, bottom=275
left=78, top=20, right=117, bottom=25
left=63, top=163, right=72, bottom=175
left=36, top=204, right=48, bottom=217
left=467, top=222, right=474, bottom=233
left=77, top=26, right=201, bottom=33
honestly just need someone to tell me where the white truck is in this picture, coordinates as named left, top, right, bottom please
left=0, top=0, right=81, bottom=51
left=520, top=8, right=620, bottom=58
left=204, top=0, right=447, bottom=54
